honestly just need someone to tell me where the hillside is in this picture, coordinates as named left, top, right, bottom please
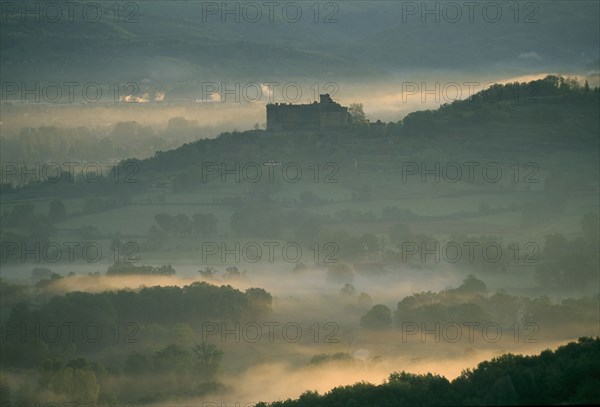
left=2, top=75, right=598, bottom=197
left=257, top=337, right=600, bottom=406
left=2, top=1, right=598, bottom=88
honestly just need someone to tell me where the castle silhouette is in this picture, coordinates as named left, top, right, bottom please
left=266, top=94, right=349, bottom=131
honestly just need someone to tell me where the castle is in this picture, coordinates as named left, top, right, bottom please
left=266, top=94, right=349, bottom=131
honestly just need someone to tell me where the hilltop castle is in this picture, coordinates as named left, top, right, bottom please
left=266, top=94, right=349, bottom=131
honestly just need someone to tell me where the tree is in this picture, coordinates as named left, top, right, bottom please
left=224, top=266, right=243, bottom=280
left=49, top=367, right=99, bottom=403
left=348, top=103, right=367, bottom=125
left=153, top=344, right=192, bottom=372
left=31, top=267, right=53, bottom=281
left=245, top=287, right=273, bottom=314
left=124, top=352, right=152, bottom=374
left=199, top=267, right=218, bottom=279
left=155, top=213, right=175, bottom=234
left=360, top=304, right=392, bottom=329
left=255, top=338, right=600, bottom=405
left=457, top=274, right=487, bottom=293
left=489, top=375, right=518, bottom=405
left=193, top=342, right=224, bottom=379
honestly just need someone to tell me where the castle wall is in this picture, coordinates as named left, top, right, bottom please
left=320, top=111, right=349, bottom=128
left=267, top=95, right=348, bottom=131
left=267, top=104, right=320, bottom=131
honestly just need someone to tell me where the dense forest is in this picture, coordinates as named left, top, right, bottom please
left=0, top=278, right=272, bottom=403
left=1, top=271, right=597, bottom=404
left=257, top=337, right=600, bottom=406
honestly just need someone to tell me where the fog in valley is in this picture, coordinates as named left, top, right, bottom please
left=1, top=1, right=599, bottom=406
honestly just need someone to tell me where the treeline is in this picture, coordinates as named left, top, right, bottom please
left=534, top=213, right=599, bottom=288
left=0, top=200, right=134, bottom=264
left=400, top=75, right=600, bottom=137
left=257, top=337, right=600, bottom=406
left=0, top=202, right=57, bottom=243
left=0, top=342, right=227, bottom=405
left=106, top=262, right=176, bottom=276
left=358, top=275, right=599, bottom=335
left=1, top=282, right=273, bottom=357
left=0, top=277, right=267, bottom=404
left=0, top=117, right=203, bottom=168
